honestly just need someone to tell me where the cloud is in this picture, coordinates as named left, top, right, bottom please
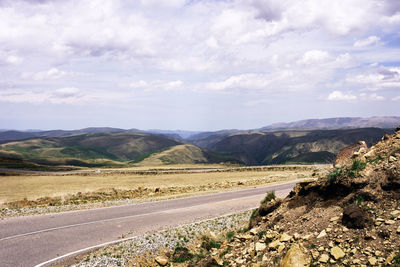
left=360, top=93, right=385, bottom=101
left=205, top=73, right=273, bottom=92
left=327, top=91, right=357, bottom=101
left=353, top=36, right=381, bottom=47
left=393, top=96, right=400, bottom=101
left=22, top=68, right=70, bottom=81
left=128, top=80, right=183, bottom=92
left=0, top=51, right=23, bottom=65
left=0, top=87, right=85, bottom=104
left=297, top=50, right=331, bottom=65
left=346, top=66, right=400, bottom=91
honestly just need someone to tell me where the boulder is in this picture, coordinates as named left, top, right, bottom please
left=281, top=243, right=309, bottom=267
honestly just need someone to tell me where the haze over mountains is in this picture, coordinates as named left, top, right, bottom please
left=0, top=116, right=399, bottom=169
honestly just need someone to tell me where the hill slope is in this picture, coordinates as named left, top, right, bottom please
left=136, top=144, right=209, bottom=166
left=0, top=132, right=182, bottom=167
left=190, top=128, right=392, bottom=165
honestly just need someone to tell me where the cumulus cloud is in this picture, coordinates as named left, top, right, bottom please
left=327, top=91, right=357, bottom=101
left=353, top=36, right=381, bottom=47
left=297, top=50, right=331, bottom=65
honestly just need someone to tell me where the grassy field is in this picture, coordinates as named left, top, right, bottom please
left=0, top=164, right=329, bottom=206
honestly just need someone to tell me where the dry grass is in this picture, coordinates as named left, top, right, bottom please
left=0, top=164, right=329, bottom=205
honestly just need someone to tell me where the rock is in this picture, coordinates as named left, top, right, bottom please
left=278, top=244, right=285, bottom=253
left=155, top=256, right=169, bottom=266
left=301, top=234, right=313, bottom=240
left=342, top=204, right=369, bottom=229
left=334, top=141, right=367, bottom=167
left=319, top=254, right=330, bottom=263
left=269, top=240, right=283, bottom=250
left=317, top=230, right=327, bottom=238
left=238, top=234, right=253, bottom=240
left=391, top=210, right=400, bottom=216
left=397, top=226, right=400, bottom=234
left=250, top=228, right=259, bottom=235
left=280, top=243, right=309, bottom=267
left=330, top=216, right=340, bottom=222
left=386, top=254, right=395, bottom=264
left=293, top=233, right=301, bottom=240
left=385, top=219, right=395, bottom=225
left=389, top=156, right=397, bottom=162
left=368, top=257, right=377, bottom=266
left=280, top=233, right=292, bottom=242
left=255, top=242, right=267, bottom=252
left=311, top=250, right=319, bottom=259
left=330, top=246, right=345, bottom=260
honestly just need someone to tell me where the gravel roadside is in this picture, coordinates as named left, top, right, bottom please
left=70, top=210, right=253, bottom=266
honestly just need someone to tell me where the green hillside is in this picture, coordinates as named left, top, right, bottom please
left=136, top=144, right=209, bottom=166
left=0, top=132, right=182, bottom=168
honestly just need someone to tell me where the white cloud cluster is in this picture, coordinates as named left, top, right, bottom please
left=0, top=87, right=83, bottom=104
left=327, top=91, right=357, bottom=101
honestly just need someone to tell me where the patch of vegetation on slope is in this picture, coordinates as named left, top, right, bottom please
left=0, top=132, right=182, bottom=168
left=136, top=144, right=209, bottom=166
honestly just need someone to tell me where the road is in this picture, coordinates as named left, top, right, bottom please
left=0, top=181, right=297, bottom=267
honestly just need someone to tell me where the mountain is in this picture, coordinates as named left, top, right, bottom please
left=189, top=128, right=393, bottom=165
left=0, top=127, right=138, bottom=144
left=260, top=116, right=400, bottom=130
left=0, top=132, right=182, bottom=168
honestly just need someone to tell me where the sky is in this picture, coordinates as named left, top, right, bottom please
left=0, top=0, right=399, bottom=131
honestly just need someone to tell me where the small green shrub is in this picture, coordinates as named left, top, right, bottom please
left=327, top=167, right=343, bottom=182
left=354, top=195, right=364, bottom=206
left=201, top=236, right=221, bottom=251
left=351, top=159, right=367, bottom=172
left=172, top=246, right=193, bottom=263
left=261, top=191, right=276, bottom=204
left=225, top=231, right=235, bottom=241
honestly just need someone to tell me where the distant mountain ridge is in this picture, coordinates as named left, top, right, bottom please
left=260, top=116, right=400, bottom=131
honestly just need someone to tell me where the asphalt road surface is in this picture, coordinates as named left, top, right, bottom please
left=0, top=181, right=298, bottom=267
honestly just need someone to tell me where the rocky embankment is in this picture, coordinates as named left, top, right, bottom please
left=163, top=127, right=400, bottom=266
